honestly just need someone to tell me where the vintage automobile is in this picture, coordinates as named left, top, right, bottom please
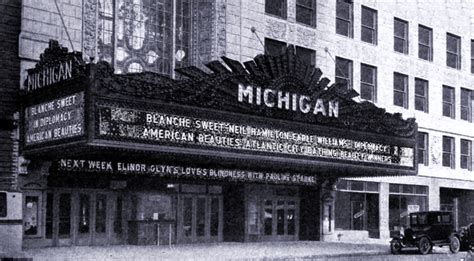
left=459, top=223, right=474, bottom=251
left=390, top=211, right=461, bottom=255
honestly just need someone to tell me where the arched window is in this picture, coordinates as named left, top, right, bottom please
left=97, top=0, right=191, bottom=75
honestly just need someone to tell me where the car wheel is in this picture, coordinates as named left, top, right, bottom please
left=390, top=238, right=403, bottom=255
left=449, top=236, right=460, bottom=253
left=418, top=237, right=432, bottom=255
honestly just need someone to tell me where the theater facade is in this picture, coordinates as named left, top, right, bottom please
left=19, top=41, right=417, bottom=248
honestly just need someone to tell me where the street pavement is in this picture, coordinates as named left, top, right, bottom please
left=2, top=241, right=473, bottom=260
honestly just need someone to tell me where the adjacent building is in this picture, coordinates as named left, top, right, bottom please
left=0, top=0, right=472, bottom=251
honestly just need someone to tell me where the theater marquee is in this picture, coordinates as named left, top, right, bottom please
left=97, top=104, right=414, bottom=167
left=21, top=42, right=418, bottom=178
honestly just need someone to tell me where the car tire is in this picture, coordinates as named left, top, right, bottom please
left=418, top=237, right=432, bottom=255
left=390, top=238, right=403, bottom=255
left=449, top=236, right=460, bottom=253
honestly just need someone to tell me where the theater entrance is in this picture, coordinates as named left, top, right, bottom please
left=177, top=193, right=223, bottom=243
left=45, top=190, right=125, bottom=246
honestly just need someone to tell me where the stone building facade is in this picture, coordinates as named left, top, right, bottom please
left=1, top=0, right=472, bottom=250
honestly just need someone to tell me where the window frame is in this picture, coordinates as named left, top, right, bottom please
left=461, top=139, right=472, bottom=171
left=442, top=136, right=455, bottom=169
left=394, top=18, right=409, bottom=54
left=264, top=38, right=287, bottom=56
left=0, top=192, right=6, bottom=217
left=442, top=85, right=455, bottom=119
left=418, top=132, right=429, bottom=166
left=471, top=40, right=474, bottom=74
left=360, top=63, right=377, bottom=102
left=393, top=72, right=408, bottom=109
left=336, top=0, right=353, bottom=38
left=361, top=5, right=377, bottom=45
left=414, top=78, right=429, bottom=113
left=446, top=33, right=461, bottom=69
left=296, top=0, right=316, bottom=27
left=23, top=192, right=43, bottom=238
left=461, top=88, right=472, bottom=122
left=295, top=46, right=316, bottom=66
left=97, top=0, right=192, bottom=76
left=335, top=56, right=353, bottom=89
left=265, top=0, right=287, bottom=19
left=418, top=25, right=433, bottom=61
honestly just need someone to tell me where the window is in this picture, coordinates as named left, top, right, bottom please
left=335, top=57, right=353, bottom=89
left=24, top=196, right=39, bottom=236
left=266, top=0, right=287, bottom=18
left=418, top=25, right=433, bottom=61
left=414, top=78, right=429, bottom=113
left=442, top=86, right=455, bottom=118
left=336, top=0, right=353, bottom=37
left=295, top=46, right=316, bottom=66
left=394, top=18, right=408, bottom=54
left=442, top=136, right=455, bottom=168
left=461, top=88, right=472, bottom=122
left=360, top=64, right=377, bottom=102
left=264, top=38, right=286, bottom=56
left=461, top=139, right=472, bottom=171
left=296, top=0, right=316, bottom=26
left=389, top=184, right=428, bottom=237
left=418, top=132, right=428, bottom=166
left=0, top=192, right=6, bottom=217
left=97, top=0, right=191, bottom=75
left=446, top=33, right=461, bottom=69
left=361, top=6, right=377, bottom=44
left=471, top=40, right=474, bottom=73
left=393, top=72, right=408, bottom=108
left=265, top=39, right=316, bottom=66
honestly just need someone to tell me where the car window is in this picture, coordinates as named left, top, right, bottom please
left=441, top=214, right=451, bottom=223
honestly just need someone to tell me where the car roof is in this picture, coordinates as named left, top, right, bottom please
left=410, top=211, right=452, bottom=215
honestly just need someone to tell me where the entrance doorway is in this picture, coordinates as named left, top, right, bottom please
left=261, top=198, right=299, bottom=241
left=46, top=190, right=124, bottom=246
left=177, top=194, right=223, bottom=243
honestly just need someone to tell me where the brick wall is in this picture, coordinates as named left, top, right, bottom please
left=0, top=0, right=21, bottom=191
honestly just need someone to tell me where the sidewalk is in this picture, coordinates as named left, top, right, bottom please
left=3, top=241, right=390, bottom=261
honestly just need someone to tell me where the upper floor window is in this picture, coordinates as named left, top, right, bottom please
left=266, top=0, right=287, bottom=19
left=461, top=88, right=472, bottom=122
left=418, top=25, right=433, bottom=61
left=336, top=0, right=353, bottom=37
left=98, top=0, right=191, bottom=75
left=296, top=0, right=316, bottom=26
left=414, top=78, right=429, bottom=113
left=446, top=33, right=461, bottom=69
left=361, top=6, right=377, bottom=45
left=335, top=57, right=353, bottom=89
left=442, top=85, right=455, bottom=119
left=394, top=18, right=408, bottom=54
left=295, top=46, right=316, bottom=66
left=393, top=72, right=408, bottom=109
left=461, top=139, right=472, bottom=171
left=265, top=38, right=286, bottom=56
left=418, top=132, right=428, bottom=166
left=442, top=136, right=455, bottom=169
left=471, top=40, right=474, bottom=73
left=360, top=63, right=377, bottom=102
left=265, top=38, right=316, bottom=66
left=0, top=192, right=6, bottom=217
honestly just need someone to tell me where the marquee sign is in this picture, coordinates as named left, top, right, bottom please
left=21, top=43, right=418, bottom=177
left=57, top=159, right=317, bottom=186
left=24, top=92, right=84, bottom=145
left=24, top=40, right=84, bottom=93
left=97, top=104, right=414, bottom=167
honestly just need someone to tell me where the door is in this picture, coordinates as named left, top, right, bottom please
left=178, top=195, right=222, bottom=243
left=351, top=201, right=365, bottom=230
left=261, top=198, right=299, bottom=241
